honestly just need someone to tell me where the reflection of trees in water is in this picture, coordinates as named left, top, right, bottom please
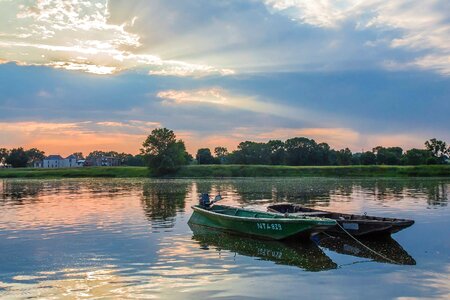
left=141, top=181, right=188, bottom=227
left=0, top=180, right=83, bottom=205
left=357, top=179, right=448, bottom=207
left=200, top=178, right=335, bottom=205
left=198, top=178, right=449, bottom=208
left=0, top=179, right=142, bottom=205
left=424, top=182, right=448, bottom=206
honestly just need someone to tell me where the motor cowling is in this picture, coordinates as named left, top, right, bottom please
left=199, top=193, right=211, bottom=207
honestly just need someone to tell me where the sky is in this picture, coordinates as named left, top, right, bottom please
left=0, top=0, right=449, bottom=156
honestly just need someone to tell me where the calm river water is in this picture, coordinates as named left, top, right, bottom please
left=0, top=178, right=449, bottom=299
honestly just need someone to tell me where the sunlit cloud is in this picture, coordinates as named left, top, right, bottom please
left=263, top=0, right=356, bottom=28
left=0, top=0, right=233, bottom=76
left=156, top=88, right=321, bottom=123
left=1, top=0, right=448, bottom=75
left=263, top=0, right=450, bottom=75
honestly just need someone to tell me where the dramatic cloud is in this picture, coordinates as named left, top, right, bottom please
left=263, top=0, right=450, bottom=75
left=1, top=0, right=448, bottom=76
left=0, top=0, right=233, bottom=76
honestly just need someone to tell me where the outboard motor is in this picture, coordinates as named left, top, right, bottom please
left=199, top=193, right=211, bottom=207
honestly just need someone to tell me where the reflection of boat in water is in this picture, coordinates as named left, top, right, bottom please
left=268, top=204, right=414, bottom=237
left=189, top=223, right=337, bottom=272
left=312, top=234, right=416, bottom=265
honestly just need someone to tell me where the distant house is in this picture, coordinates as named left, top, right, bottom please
left=43, top=155, right=65, bottom=168
left=37, top=155, right=84, bottom=168
left=86, top=156, right=120, bottom=167
left=64, top=155, right=78, bottom=168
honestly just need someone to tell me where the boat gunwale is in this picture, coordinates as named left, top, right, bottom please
left=267, top=203, right=414, bottom=225
left=191, top=204, right=337, bottom=225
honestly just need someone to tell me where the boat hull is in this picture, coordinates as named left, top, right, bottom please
left=189, top=223, right=337, bottom=271
left=189, top=205, right=336, bottom=240
left=268, top=204, right=414, bottom=237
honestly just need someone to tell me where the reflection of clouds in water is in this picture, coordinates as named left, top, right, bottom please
left=422, top=265, right=450, bottom=299
left=383, top=265, right=450, bottom=299
left=0, top=236, right=241, bottom=299
left=0, top=266, right=159, bottom=299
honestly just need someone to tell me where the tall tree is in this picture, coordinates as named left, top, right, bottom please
left=373, top=146, right=403, bottom=165
left=25, top=148, right=45, bottom=166
left=5, top=148, right=29, bottom=168
left=401, top=149, right=432, bottom=165
left=196, top=148, right=215, bottom=164
left=231, top=141, right=271, bottom=165
left=214, top=147, right=228, bottom=164
left=267, top=140, right=285, bottom=165
left=285, top=137, right=317, bottom=165
left=141, top=128, right=189, bottom=175
left=425, top=138, right=448, bottom=163
left=316, top=142, right=331, bottom=165
left=360, top=151, right=376, bottom=165
left=335, top=148, right=353, bottom=165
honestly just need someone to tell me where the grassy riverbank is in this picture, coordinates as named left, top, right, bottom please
left=0, top=165, right=449, bottom=179
left=0, top=166, right=149, bottom=178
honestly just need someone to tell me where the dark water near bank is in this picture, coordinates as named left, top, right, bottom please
left=0, top=178, right=449, bottom=299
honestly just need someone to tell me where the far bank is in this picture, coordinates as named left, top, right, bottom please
left=0, top=165, right=449, bottom=179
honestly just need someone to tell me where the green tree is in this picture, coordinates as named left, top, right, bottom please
left=25, top=148, right=45, bottom=166
left=268, top=140, right=285, bottom=165
left=316, top=142, right=331, bottom=165
left=196, top=148, right=215, bottom=164
left=401, top=149, right=432, bottom=165
left=230, top=141, right=271, bottom=165
left=373, top=146, right=403, bottom=165
left=285, top=137, right=318, bottom=165
left=360, top=151, right=376, bottom=165
left=118, top=153, right=145, bottom=166
left=141, top=128, right=189, bottom=175
left=5, top=148, right=29, bottom=168
left=351, top=153, right=362, bottom=165
left=425, top=138, right=448, bottom=163
left=335, top=148, right=353, bottom=165
left=214, top=147, right=228, bottom=164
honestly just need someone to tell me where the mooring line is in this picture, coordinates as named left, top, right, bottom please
left=335, top=222, right=400, bottom=265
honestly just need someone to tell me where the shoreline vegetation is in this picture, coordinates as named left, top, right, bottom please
left=1, top=165, right=449, bottom=179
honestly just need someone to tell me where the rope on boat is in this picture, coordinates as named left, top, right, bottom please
left=335, top=222, right=400, bottom=265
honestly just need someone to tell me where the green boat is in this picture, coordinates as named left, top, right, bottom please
left=189, top=204, right=337, bottom=240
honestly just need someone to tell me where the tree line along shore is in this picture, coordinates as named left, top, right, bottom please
left=1, top=128, right=449, bottom=178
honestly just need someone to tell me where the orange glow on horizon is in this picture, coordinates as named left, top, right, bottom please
left=0, top=121, right=428, bottom=157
